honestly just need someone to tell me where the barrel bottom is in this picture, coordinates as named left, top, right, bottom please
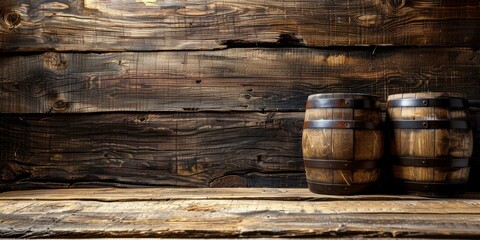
left=395, top=181, right=467, bottom=197
left=392, top=165, right=469, bottom=196
left=304, top=166, right=380, bottom=195
left=305, top=167, right=381, bottom=184
left=307, top=181, right=375, bottom=195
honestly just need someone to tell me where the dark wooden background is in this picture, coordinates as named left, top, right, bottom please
left=1, top=0, right=479, bottom=191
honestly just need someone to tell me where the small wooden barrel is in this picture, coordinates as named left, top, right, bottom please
left=302, top=93, right=383, bottom=195
left=387, top=92, right=473, bottom=197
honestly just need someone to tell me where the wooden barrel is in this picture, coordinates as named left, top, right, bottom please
left=302, top=93, right=383, bottom=195
left=387, top=92, right=473, bottom=197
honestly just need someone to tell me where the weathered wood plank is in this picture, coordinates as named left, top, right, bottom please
left=1, top=48, right=479, bottom=113
left=0, top=112, right=305, bottom=190
left=0, top=188, right=433, bottom=201
left=0, top=188, right=479, bottom=238
left=1, top=0, right=480, bottom=51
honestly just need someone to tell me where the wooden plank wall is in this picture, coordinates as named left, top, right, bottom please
left=1, top=0, right=480, bottom=191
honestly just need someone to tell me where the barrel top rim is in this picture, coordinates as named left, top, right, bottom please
left=387, top=92, right=467, bottom=100
left=308, top=93, right=379, bottom=100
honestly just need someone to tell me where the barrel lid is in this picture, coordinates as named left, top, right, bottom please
left=307, top=93, right=379, bottom=101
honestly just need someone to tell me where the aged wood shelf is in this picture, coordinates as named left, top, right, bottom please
left=0, top=188, right=479, bottom=238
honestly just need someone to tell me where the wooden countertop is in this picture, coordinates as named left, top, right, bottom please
left=0, top=188, right=479, bottom=238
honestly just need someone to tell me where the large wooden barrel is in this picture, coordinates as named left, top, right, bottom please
left=387, top=92, right=473, bottom=197
left=302, top=93, right=383, bottom=195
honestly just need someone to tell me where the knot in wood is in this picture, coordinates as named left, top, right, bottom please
left=2, top=10, right=21, bottom=29
left=53, top=100, right=70, bottom=112
left=386, top=0, right=406, bottom=10
left=44, top=52, right=68, bottom=70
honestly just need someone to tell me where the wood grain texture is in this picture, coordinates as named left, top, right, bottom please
left=0, top=188, right=480, bottom=238
left=1, top=48, right=480, bottom=113
left=0, top=112, right=305, bottom=191
left=1, top=0, right=480, bottom=51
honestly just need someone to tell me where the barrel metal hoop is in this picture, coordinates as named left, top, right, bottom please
left=387, top=98, right=468, bottom=108
left=304, top=120, right=382, bottom=129
left=392, top=157, right=470, bottom=168
left=391, top=120, right=469, bottom=129
left=303, top=158, right=379, bottom=169
left=306, top=98, right=380, bottom=109
left=307, top=181, right=373, bottom=195
left=398, top=181, right=467, bottom=195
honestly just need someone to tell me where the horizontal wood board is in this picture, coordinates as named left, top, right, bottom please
left=1, top=0, right=480, bottom=51
left=1, top=48, right=480, bottom=113
left=0, top=112, right=305, bottom=190
left=0, top=188, right=480, bottom=238
left=1, top=111, right=479, bottom=191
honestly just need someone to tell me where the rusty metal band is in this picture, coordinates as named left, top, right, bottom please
left=387, top=98, right=468, bottom=108
left=307, top=181, right=373, bottom=195
left=304, top=120, right=382, bottom=129
left=303, top=158, right=379, bottom=169
left=393, top=157, right=469, bottom=168
left=397, top=181, right=467, bottom=196
left=306, top=98, right=380, bottom=109
left=390, top=120, right=469, bottom=129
